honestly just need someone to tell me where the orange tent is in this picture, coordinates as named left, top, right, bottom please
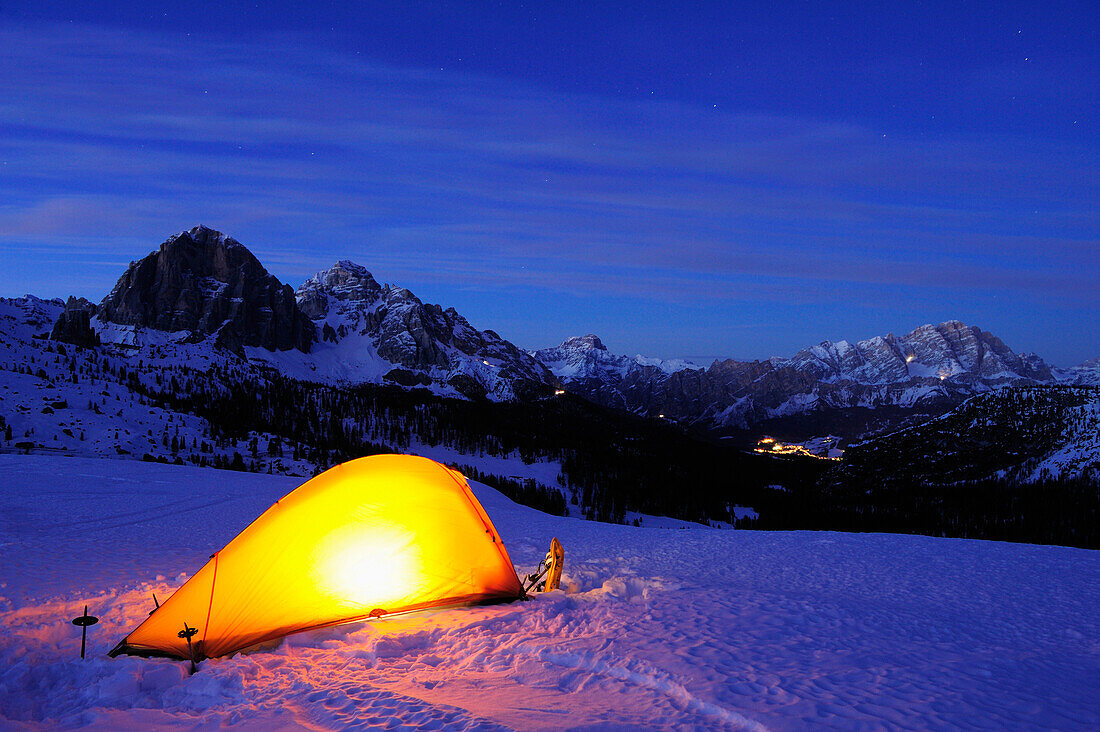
left=109, top=454, right=524, bottom=660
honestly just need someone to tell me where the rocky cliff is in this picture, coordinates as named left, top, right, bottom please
left=97, top=226, right=314, bottom=354
left=49, top=297, right=100, bottom=348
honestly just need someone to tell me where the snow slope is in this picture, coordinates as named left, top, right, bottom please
left=0, top=296, right=316, bottom=477
left=2, top=455, right=1098, bottom=730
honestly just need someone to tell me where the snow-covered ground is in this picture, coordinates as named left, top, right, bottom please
left=1026, top=395, right=1100, bottom=481
left=2, top=455, right=1097, bottom=730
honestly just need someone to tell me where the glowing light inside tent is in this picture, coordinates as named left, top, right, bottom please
left=109, top=455, right=524, bottom=660
left=311, top=522, right=424, bottom=611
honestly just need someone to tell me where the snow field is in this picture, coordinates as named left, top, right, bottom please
left=1, top=455, right=1099, bottom=730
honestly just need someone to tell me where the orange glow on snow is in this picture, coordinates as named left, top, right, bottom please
left=111, top=455, right=523, bottom=660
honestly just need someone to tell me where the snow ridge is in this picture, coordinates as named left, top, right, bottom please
left=284, top=260, right=556, bottom=399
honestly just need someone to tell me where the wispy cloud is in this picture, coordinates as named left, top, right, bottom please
left=0, top=22, right=1096, bottom=362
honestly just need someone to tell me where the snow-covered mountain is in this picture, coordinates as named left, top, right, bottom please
left=51, top=227, right=555, bottom=401
left=1062, top=355, right=1100, bottom=386
left=783, top=321, right=1052, bottom=383
left=531, top=335, right=704, bottom=412
left=266, top=260, right=555, bottom=400
left=17, top=224, right=1100, bottom=432
left=534, top=334, right=704, bottom=380
left=536, top=322, right=1079, bottom=434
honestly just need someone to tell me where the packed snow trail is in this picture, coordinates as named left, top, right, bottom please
left=1, top=456, right=1098, bottom=730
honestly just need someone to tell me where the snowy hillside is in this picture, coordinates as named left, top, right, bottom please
left=843, top=385, right=1100, bottom=485
left=0, top=295, right=786, bottom=530
left=1, top=294, right=556, bottom=478
left=5, top=226, right=1098, bottom=544
left=0, top=296, right=315, bottom=476
left=1, top=455, right=1097, bottom=730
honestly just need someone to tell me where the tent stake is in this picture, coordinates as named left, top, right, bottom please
left=178, top=622, right=199, bottom=674
left=71, top=605, right=99, bottom=660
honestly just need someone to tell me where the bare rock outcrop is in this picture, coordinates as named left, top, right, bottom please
left=49, top=297, right=100, bottom=348
left=98, top=226, right=314, bottom=354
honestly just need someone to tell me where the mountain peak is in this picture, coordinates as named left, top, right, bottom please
left=165, top=225, right=243, bottom=251
left=296, top=262, right=384, bottom=321
left=310, top=261, right=381, bottom=294
left=333, top=259, right=368, bottom=273
left=561, top=334, right=607, bottom=352
left=98, top=228, right=314, bottom=353
left=288, top=260, right=555, bottom=397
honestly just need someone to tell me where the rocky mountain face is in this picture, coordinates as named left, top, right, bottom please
left=532, top=335, right=701, bottom=412
left=97, top=226, right=315, bottom=354
left=294, top=261, right=556, bottom=399
left=535, top=322, right=1069, bottom=436
left=784, top=321, right=1052, bottom=383
left=49, top=297, right=99, bottom=348
left=43, top=227, right=553, bottom=401
left=1064, top=356, right=1100, bottom=386
left=35, top=224, right=1093, bottom=417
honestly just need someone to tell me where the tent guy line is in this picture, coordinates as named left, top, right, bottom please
left=108, top=454, right=529, bottom=662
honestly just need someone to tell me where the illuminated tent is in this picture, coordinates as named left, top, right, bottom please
left=109, top=454, right=524, bottom=660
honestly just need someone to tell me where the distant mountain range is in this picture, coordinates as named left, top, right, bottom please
left=3, top=226, right=1098, bottom=543
left=40, top=225, right=1100, bottom=438
left=535, top=323, right=1097, bottom=436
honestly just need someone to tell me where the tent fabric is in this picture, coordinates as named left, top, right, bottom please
left=110, top=454, right=524, bottom=660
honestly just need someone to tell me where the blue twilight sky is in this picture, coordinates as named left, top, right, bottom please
left=1, top=2, right=1097, bottom=364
